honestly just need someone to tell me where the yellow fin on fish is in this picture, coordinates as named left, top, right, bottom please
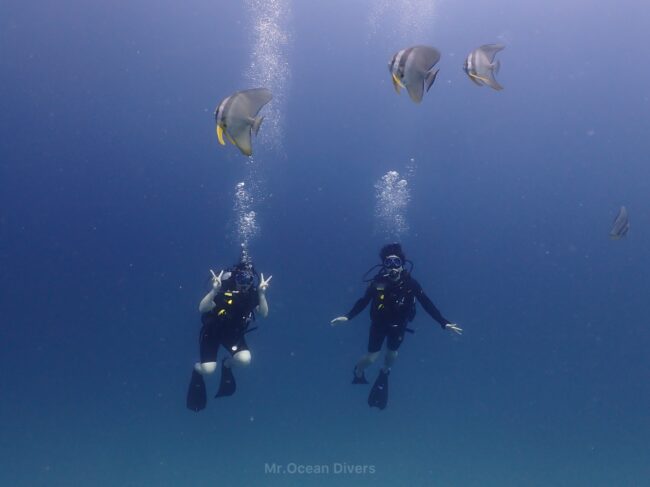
left=216, top=125, right=225, bottom=145
left=469, top=72, right=491, bottom=84
left=391, top=73, right=403, bottom=93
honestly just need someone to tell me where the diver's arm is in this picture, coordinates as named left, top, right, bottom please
left=198, top=269, right=223, bottom=313
left=413, top=284, right=463, bottom=334
left=256, top=273, right=272, bottom=318
left=331, top=285, right=373, bottom=325
left=412, top=280, right=449, bottom=329
left=345, top=285, right=374, bottom=320
left=199, top=291, right=217, bottom=313
left=257, top=292, right=269, bottom=318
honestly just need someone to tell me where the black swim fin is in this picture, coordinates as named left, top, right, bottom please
left=215, top=360, right=236, bottom=398
left=352, top=366, right=369, bottom=384
left=186, top=369, right=207, bottom=412
left=368, top=369, right=389, bottom=410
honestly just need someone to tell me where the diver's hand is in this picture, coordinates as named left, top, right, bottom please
left=445, top=323, right=463, bottom=335
left=330, top=316, right=349, bottom=326
left=259, top=273, right=272, bottom=293
left=210, top=269, right=224, bottom=291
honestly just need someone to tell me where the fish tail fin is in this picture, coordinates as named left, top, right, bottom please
left=492, top=59, right=501, bottom=74
left=252, top=115, right=264, bottom=136
left=425, top=67, right=439, bottom=93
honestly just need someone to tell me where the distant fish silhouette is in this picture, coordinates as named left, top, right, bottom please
left=609, top=206, right=629, bottom=239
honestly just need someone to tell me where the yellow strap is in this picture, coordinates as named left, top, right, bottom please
left=218, top=309, right=226, bottom=316
left=227, top=299, right=233, bottom=305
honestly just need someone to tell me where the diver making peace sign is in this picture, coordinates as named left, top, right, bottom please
left=187, top=258, right=272, bottom=412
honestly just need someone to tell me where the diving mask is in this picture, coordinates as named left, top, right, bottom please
left=235, top=271, right=254, bottom=290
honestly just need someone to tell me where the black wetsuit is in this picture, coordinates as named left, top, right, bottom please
left=345, top=273, right=450, bottom=353
left=199, top=281, right=259, bottom=362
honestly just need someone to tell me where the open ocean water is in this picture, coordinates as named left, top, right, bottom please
left=1, top=0, right=650, bottom=486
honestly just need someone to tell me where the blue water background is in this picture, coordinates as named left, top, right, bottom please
left=1, top=0, right=650, bottom=485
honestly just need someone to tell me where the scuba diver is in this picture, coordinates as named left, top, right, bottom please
left=331, top=243, right=462, bottom=410
left=186, top=259, right=272, bottom=412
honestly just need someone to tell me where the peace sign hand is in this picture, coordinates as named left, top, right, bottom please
left=259, top=273, right=272, bottom=293
left=210, top=269, right=224, bottom=291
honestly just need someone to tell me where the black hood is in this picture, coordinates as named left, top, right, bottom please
left=379, top=243, right=405, bottom=262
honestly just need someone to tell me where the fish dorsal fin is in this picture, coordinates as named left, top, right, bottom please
left=240, top=88, right=273, bottom=117
left=479, top=44, right=505, bottom=63
left=411, top=45, right=441, bottom=72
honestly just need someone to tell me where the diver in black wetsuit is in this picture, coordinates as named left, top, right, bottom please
left=186, top=259, right=272, bottom=412
left=331, top=243, right=462, bottom=410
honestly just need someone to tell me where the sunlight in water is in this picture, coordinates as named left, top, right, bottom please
left=368, top=0, right=438, bottom=44
left=229, top=0, right=290, bottom=257
left=245, top=0, right=291, bottom=152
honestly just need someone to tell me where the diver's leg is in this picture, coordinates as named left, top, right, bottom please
left=224, top=350, right=251, bottom=368
left=367, top=324, right=397, bottom=409
left=383, top=350, right=398, bottom=372
left=367, top=323, right=406, bottom=410
left=223, top=334, right=251, bottom=368
left=187, top=317, right=219, bottom=411
left=355, top=352, right=380, bottom=376
left=215, top=333, right=249, bottom=398
left=196, top=316, right=220, bottom=375
left=354, top=322, right=385, bottom=380
left=383, top=323, right=406, bottom=372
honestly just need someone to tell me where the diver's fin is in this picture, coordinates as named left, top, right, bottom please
left=251, top=115, right=264, bottom=136
left=425, top=67, right=439, bottom=93
left=368, top=369, right=389, bottom=410
left=352, top=367, right=369, bottom=385
left=215, top=361, right=236, bottom=398
left=186, top=370, right=207, bottom=412
left=216, top=125, right=226, bottom=145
